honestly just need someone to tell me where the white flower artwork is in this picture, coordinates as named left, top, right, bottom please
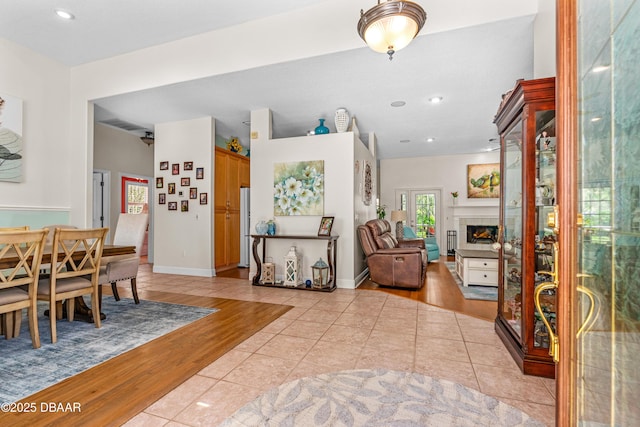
left=274, top=160, right=324, bottom=216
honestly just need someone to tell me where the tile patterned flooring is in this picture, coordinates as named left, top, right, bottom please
left=122, top=266, right=556, bottom=426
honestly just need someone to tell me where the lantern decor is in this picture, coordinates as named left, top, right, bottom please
left=312, top=258, right=330, bottom=289
left=261, top=257, right=275, bottom=284
left=283, top=246, right=302, bottom=287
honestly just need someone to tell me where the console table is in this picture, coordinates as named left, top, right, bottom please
left=250, top=234, right=339, bottom=292
left=455, top=249, right=498, bottom=287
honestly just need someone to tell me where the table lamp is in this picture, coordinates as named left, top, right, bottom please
left=390, top=210, right=407, bottom=239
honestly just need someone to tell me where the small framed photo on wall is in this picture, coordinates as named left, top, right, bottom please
left=181, top=177, right=190, bottom=186
left=168, top=183, right=176, bottom=194
left=181, top=200, right=189, bottom=212
left=168, top=201, right=177, bottom=211
left=172, top=163, right=180, bottom=175
left=159, top=193, right=166, bottom=205
left=160, top=161, right=169, bottom=170
left=196, top=167, right=204, bottom=179
left=200, top=193, right=208, bottom=205
left=189, top=187, right=197, bottom=199
left=184, top=161, right=193, bottom=171
left=156, top=177, right=163, bottom=188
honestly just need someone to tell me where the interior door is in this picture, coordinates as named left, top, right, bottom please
left=556, top=1, right=640, bottom=425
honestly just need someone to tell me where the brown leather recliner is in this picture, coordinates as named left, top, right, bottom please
left=357, top=219, right=427, bottom=289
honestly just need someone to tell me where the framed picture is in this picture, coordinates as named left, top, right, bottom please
left=467, top=163, right=500, bottom=199
left=184, top=161, right=193, bottom=171
left=168, top=182, right=176, bottom=194
left=196, top=167, right=204, bottom=179
left=168, top=201, right=177, bottom=211
left=181, top=177, right=190, bottom=186
left=160, top=161, right=169, bottom=170
left=189, top=187, right=197, bottom=199
left=181, top=200, right=189, bottom=212
left=159, top=193, right=166, bottom=204
left=200, top=192, right=208, bottom=205
left=156, top=177, right=163, bottom=188
left=318, top=216, right=334, bottom=236
left=172, top=163, right=179, bottom=175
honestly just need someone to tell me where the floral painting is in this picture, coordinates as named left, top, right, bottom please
left=274, top=160, right=324, bottom=216
left=467, top=163, right=500, bottom=198
left=0, top=93, right=23, bottom=182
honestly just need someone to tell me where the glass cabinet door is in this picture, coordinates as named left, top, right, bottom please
left=533, top=111, right=557, bottom=350
left=501, top=119, right=524, bottom=338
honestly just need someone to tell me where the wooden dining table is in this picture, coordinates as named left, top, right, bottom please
left=1, top=244, right=136, bottom=337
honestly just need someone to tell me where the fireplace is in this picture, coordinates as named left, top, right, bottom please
left=466, top=225, right=498, bottom=244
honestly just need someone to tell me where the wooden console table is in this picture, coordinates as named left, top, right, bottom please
left=251, top=234, right=339, bottom=292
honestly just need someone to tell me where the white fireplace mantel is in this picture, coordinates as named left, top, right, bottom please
left=450, top=205, right=499, bottom=251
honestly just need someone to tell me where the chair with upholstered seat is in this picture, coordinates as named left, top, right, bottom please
left=0, top=228, right=48, bottom=348
left=37, top=227, right=108, bottom=343
left=357, top=219, right=427, bottom=289
left=98, top=213, right=148, bottom=304
left=403, top=226, right=440, bottom=262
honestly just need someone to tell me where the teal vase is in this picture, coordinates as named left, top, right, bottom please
left=314, top=119, right=329, bottom=135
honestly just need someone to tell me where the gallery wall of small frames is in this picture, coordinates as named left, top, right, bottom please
left=157, top=160, right=207, bottom=212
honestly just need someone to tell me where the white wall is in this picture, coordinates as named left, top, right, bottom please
left=93, top=123, right=154, bottom=239
left=380, top=152, right=500, bottom=252
left=250, top=128, right=373, bottom=289
left=153, top=117, right=215, bottom=276
left=0, top=38, right=71, bottom=214
left=534, top=0, right=557, bottom=78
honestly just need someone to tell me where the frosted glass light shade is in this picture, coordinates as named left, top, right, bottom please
left=358, top=1, right=426, bottom=59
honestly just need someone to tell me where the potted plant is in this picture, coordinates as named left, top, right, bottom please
left=376, top=204, right=387, bottom=219
left=451, top=191, right=459, bottom=205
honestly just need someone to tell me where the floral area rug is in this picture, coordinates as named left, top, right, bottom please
left=221, top=369, right=544, bottom=426
left=445, top=262, right=498, bottom=301
left=0, top=296, right=217, bottom=404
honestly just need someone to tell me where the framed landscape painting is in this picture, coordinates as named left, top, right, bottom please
left=467, top=163, right=500, bottom=198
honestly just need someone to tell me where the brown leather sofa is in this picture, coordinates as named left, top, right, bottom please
left=357, top=219, right=427, bottom=289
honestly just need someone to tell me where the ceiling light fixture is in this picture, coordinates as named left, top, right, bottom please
left=55, top=9, right=75, bottom=20
left=358, top=1, right=427, bottom=61
left=390, top=101, right=406, bottom=107
left=140, top=131, right=155, bottom=146
left=428, top=96, right=443, bottom=104
left=426, top=137, right=435, bottom=142
left=400, top=139, right=410, bottom=143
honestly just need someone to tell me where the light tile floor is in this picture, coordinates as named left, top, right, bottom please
left=123, top=268, right=556, bottom=426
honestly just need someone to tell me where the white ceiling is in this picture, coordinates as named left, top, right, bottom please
left=0, top=1, right=536, bottom=159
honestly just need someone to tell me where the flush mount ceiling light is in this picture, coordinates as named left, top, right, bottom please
left=358, top=1, right=427, bottom=60
left=428, top=96, right=443, bottom=104
left=55, top=9, right=75, bottom=20
left=390, top=101, right=406, bottom=107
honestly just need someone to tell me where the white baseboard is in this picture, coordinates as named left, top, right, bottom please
left=152, top=265, right=215, bottom=277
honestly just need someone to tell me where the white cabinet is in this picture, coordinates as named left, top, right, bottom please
left=455, top=249, right=498, bottom=287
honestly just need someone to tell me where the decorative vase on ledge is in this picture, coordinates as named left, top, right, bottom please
left=335, top=108, right=349, bottom=133
left=314, top=119, right=329, bottom=135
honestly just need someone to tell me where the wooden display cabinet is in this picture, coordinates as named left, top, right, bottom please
left=493, top=77, right=556, bottom=378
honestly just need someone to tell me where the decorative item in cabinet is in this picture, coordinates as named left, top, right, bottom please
left=493, top=77, right=556, bottom=378
left=314, top=118, right=329, bottom=135
left=334, top=108, right=349, bottom=133
left=312, top=258, right=330, bottom=289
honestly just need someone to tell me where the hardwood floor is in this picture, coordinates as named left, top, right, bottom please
left=0, top=292, right=290, bottom=427
left=358, top=256, right=497, bottom=321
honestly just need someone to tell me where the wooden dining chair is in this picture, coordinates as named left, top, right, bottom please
left=0, top=228, right=48, bottom=348
left=37, top=227, right=108, bottom=343
left=0, top=226, right=30, bottom=231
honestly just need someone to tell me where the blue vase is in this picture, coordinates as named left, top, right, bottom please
left=267, top=220, right=276, bottom=236
left=314, top=119, right=329, bottom=135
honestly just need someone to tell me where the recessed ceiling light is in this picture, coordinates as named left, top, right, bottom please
left=426, top=137, right=435, bottom=142
left=55, top=9, right=75, bottom=20
left=390, top=101, right=406, bottom=107
left=428, top=97, right=443, bottom=104
left=592, top=65, right=610, bottom=73
left=399, top=139, right=410, bottom=143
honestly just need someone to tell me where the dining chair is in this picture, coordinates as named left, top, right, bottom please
left=98, top=213, right=148, bottom=304
left=37, top=227, right=108, bottom=343
left=0, top=228, right=48, bottom=348
left=0, top=226, right=30, bottom=231
left=40, top=225, right=78, bottom=275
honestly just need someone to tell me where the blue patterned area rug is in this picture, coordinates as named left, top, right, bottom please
left=221, top=369, right=544, bottom=426
left=0, top=297, right=217, bottom=404
left=445, top=262, right=498, bottom=301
